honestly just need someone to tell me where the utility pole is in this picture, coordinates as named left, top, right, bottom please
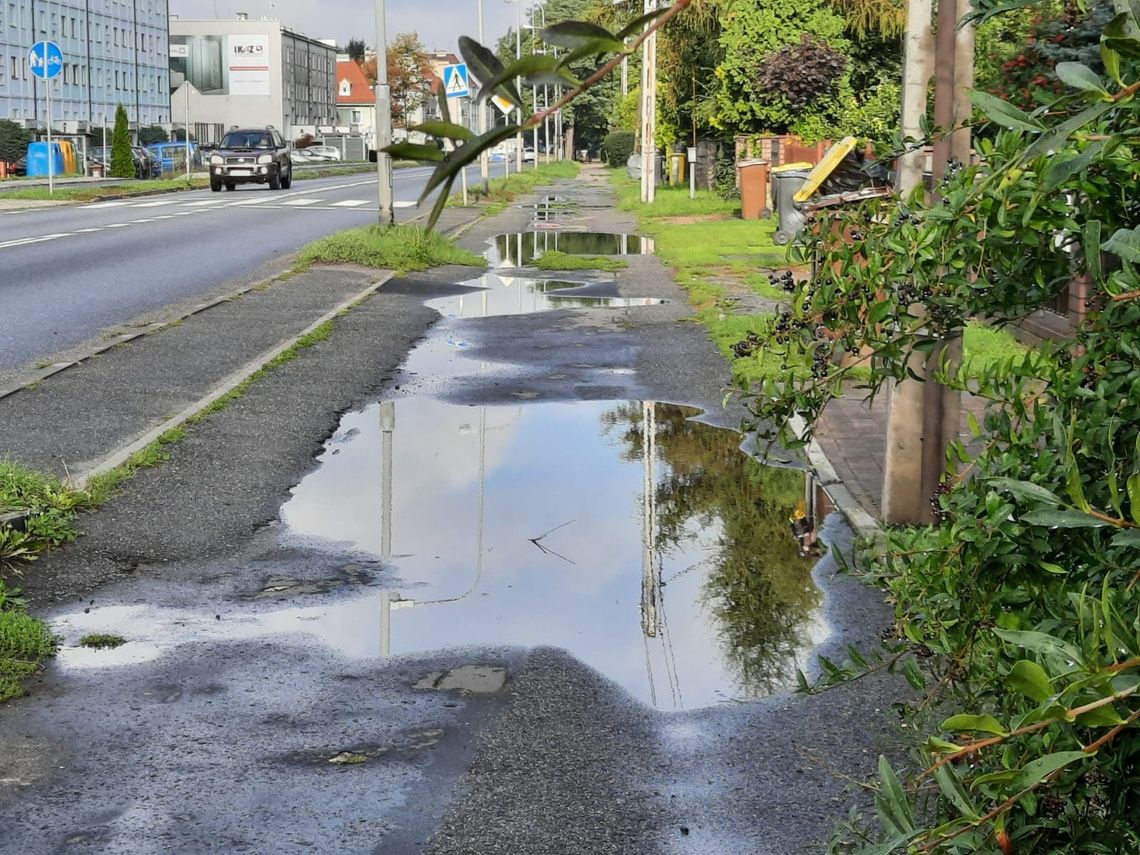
left=639, top=0, right=657, bottom=203
left=478, top=0, right=490, bottom=192
left=881, top=0, right=933, bottom=524
left=374, top=0, right=394, bottom=225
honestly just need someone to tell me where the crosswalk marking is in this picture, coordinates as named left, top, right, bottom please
left=186, top=199, right=229, bottom=207
left=133, top=199, right=182, bottom=207
left=231, top=197, right=273, bottom=205
left=281, top=198, right=320, bottom=206
left=84, top=201, right=131, bottom=209
left=394, top=200, right=417, bottom=209
left=330, top=199, right=369, bottom=207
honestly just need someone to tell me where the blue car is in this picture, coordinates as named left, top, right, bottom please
left=146, top=142, right=198, bottom=173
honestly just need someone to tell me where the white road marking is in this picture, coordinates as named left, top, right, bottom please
left=186, top=199, right=229, bottom=207
left=153, top=215, right=176, bottom=220
left=75, top=227, right=102, bottom=233
left=132, top=199, right=182, bottom=208
left=105, top=223, right=129, bottom=228
left=230, top=197, right=273, bottom=205
left=330, top=199, right=369, bottom=207
left=132, top=218, right=156, bottom=224
left=83, top=201, right=131, bottom=209
left=394, top=201, right=418, bottom=208
left=0, top=233, right=70, bottom=249
left=281, top=198, right=320, bottom=206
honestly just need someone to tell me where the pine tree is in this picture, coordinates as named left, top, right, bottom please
left=109, top=104, right=134, bottom=178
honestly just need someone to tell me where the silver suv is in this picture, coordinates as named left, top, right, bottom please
left=207, top=127, right=293, bottom=192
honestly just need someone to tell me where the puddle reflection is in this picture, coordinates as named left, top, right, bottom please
left=278, top=399, right=827, bottom=709
left=488, top=232, right=655, bottom=267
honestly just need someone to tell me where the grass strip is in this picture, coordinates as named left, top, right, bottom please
left=297, top=223, right=484, bottom=274
left=449, top=160, right=581, bottom=209
left=533, top=250, right=628, bottom=272
left=0, top=585, right=55, bottom=702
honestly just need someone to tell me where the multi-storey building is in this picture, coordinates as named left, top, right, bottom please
left=169, top=14, right=336, bottom=142
left=0, top=0, right=171, bottom=128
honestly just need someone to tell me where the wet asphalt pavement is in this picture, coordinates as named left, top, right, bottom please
left=0, top=169, right=901, bottom=853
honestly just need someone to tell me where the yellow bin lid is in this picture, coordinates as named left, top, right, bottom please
left=771, top=161, right=813, bottom=173
left=792, top=137, right=858, bottom=203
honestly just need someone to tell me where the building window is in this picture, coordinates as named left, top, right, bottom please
left=351, top=109, right=362, bottom=124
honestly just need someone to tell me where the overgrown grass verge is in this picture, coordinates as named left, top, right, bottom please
left=0, top=461, right=94, bottom=567
left=1, top=176, right=207, bottom=201
left=533, top=250, right=628, bottom=272
left=297, top=224, right=484, bottom=275
left=0, top=596, right=55, bottom=702
left=449, top=160, right=581, bottom=209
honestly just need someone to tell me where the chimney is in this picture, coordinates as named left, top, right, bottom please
left=236, top=11, right=248, bottom=21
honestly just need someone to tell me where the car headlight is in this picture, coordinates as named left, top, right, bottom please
left=210, top=155, right=223, bottom=165
left=258, top=154, right=274, bottom=164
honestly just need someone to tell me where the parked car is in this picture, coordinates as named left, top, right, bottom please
left=523, top=147, right=537, bottom=163
left=206, top=127, right=292, bottom=191
left=147, top=141, right=199, bottom=174
left=291, top=148, right=318, bottom=163
left=305, top=145, right=342, bottom=161
left=132, top=146, right=162, bottom=179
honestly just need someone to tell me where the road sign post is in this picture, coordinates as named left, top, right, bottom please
left=28, top=41, right=64, bottom=194
left=443, top=64, right=471, bottom=202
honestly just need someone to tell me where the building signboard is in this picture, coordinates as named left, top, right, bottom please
left=227, top=34, right=270, bottom=96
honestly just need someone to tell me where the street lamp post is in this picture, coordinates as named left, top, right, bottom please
left=374, top=0, right=395, bottom=225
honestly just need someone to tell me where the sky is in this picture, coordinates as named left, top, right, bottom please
left=170, top=0, right=521, bottom=55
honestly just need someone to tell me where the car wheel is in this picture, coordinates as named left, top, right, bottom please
left=225, top=182, right=236, bottom=191
left=280, top=166, right=292, bottom=190
left=210, top=177, right=222, bottom=192
left=269, top=168, right=281, bottom=191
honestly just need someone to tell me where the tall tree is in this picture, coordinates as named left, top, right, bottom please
left=346, top=38, right=367, bottom=64
left=109, top=104, right=134, bottom=178
left=0, top=119, right=32, bottom=163
left=362, top=33, right=431, bottom=128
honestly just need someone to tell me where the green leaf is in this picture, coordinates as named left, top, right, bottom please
left=1102, top=226, right=1140, bottom=264
left=942, top=713, right=1008, bottom=736
left=1020, top=509, right=1109, bottom=528
left=1075, top=704, right=1127, bottom=727
left=1054, top=62, right=1108, bottom=95
left=477, top=55, right=578, bottom=105
left=424, top=173, right=455, bottom=231
left=1103, top=37, right=1140, bottom=59
left=1042, top=141, right=1106, bottom=191
left=1010, top=751, right=1088, bottom=792
left=875, top=755, right=914, bottom=836
left=966, top=411, right=981, bottom=438
left=1008, top=659, right=1054, bottom=702
left=615, top=6, right=672, bottom=39
left=903, top=659, right=927, bottom=691
left=934, top=764, right=980, bottom=820
left=1024, top=99, right=1116, bottom=159
left=437, top=83, right=451, bottom=125
left=417, top=122, right=522, bottom=206
left=1111, top=528, right=1140, bottom=548
left=970, top=91, right=1043, bottom=133
left=410, top=121, right=473, bottom=143
left=1101, top=42, right=1123, bottom=86
left=458, top=36, right=524, bottom=111
left=989, top=478, right=1063, bottom=506
left=539, top=21, right=624, bottom=53
left=993, top=629, right=1083, bottom=664
left=382, top=142, right=444, bottom=163
left=1127, top=473, right=1140, bottom=524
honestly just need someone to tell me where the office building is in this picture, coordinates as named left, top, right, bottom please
left=169, top=14, right=336, bottom=142
left=0, top=0, right=171, bottom=128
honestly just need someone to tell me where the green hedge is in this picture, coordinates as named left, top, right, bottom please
left=602, top=131, right=635, bottom=169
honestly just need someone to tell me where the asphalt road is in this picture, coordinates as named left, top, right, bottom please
left=0, top=163, right=507, bottom=375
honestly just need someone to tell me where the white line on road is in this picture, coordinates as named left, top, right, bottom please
left=75, top=227, right=103, bottom=233
left=83, top=201, right=131, bottom=209
left=186, top=199, right=230, bottom=207
left=132, top=199, right=183, bottom=208
left=0, top=233, right=70, bottom=249
left=281, top=198, right=320, bottom=206
left=132, top=218, right=157, bottom=224
left=330, top=199, right=369, bottom=207
left=394, top=201, right=418, bottom=209
left=105, top=223, right=130, bottom=228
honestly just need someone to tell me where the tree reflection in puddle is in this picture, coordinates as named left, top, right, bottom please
left=277, top=399, right=829, bottom=710
left=487, top=232, right=656, bottom=267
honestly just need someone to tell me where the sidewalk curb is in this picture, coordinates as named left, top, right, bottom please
left=71, top=271, right=394, bottom=487
left=789, top=413, right=882, bottom=541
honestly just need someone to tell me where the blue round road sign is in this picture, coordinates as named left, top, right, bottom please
left=28, top=41, right=64, bottom=80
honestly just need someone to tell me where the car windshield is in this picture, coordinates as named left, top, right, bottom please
left=221, top=132, right=272, bottom=149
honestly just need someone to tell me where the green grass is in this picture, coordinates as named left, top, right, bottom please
left=0, top=461, right=95, bottom=569
left=297, top=224, right=485, bottom=274
left=1, top=176, right=208, bottom=202
left=613, top=178, right=742, bottom=218
left=0, top=596, right=55, bottom=702
left=533, top=250, right=629, bottom=272
left=79, top=633, right=125, bottom=649
left=962, top=321, right=1029, bottom=376
left=450, top=160, right=582, bottom=209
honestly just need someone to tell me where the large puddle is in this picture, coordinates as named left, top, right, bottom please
left=278, top=399, right=827, bottom=709
left=51, top=240, right=833, bottom=711
left=488, top=232, right=655, bottom=267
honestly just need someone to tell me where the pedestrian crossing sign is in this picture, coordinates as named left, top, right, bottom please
left=443, top=63, right=469, bottom=99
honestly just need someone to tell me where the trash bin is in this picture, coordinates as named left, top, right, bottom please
left=737, top=159, right=770, bottom=220
left=771, top=165, right=812, bottom=245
